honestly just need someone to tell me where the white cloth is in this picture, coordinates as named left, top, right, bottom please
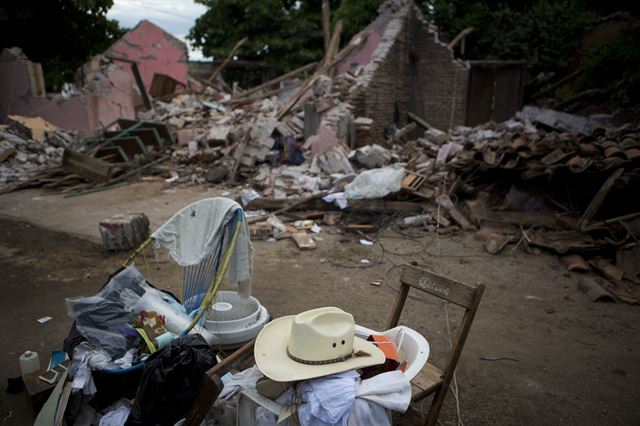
left=295, top=370, right=359, bottom=426
left=256, top=370, right=411, bottom=426
left=152, top=197, right=252, bottom=296
left=349, top=371, right=411, bottom=426
left=99, top=400, right=131, bottom=426
left=219, top=366, right=264, bottom=399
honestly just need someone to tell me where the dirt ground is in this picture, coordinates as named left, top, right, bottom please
left=0, top=189, right=639, bottom=424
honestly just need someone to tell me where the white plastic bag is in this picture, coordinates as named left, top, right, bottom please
left=345, top=166, right=405, bottom=199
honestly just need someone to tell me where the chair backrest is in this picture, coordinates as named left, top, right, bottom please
left=388, top=264, right=484, bottom=387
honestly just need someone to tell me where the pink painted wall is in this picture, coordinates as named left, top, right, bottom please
left=107, top=20, right=189, bottom=91
left=85, top=65, right=137, bottom=130
left=5, top=96, right=92, bottom=133
left=337, top=30, right=382, bottom=75
left=0, top=49, right=136, bottom=133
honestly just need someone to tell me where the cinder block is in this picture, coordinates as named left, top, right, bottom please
left=99, top=213, right=150, bottom=251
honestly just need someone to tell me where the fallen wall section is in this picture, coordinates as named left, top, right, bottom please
left=106, top=20, right=189, bottom=92
left=0, top=48, right=136, bottom=133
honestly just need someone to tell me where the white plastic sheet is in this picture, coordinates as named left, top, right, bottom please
left=344, top=167, right=405, bottom=200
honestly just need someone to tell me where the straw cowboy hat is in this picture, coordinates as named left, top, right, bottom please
left=254, top=307, right=385, bottom=382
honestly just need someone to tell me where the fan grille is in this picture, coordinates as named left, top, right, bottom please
left=209, top=291, right=260, bottom=322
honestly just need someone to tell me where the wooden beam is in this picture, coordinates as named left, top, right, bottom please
left=230, top=82, right=301, bottom=104
left=232, top=61, right=317, bottom=100
left=130, top=62, right=153, bottom=110
left=206, top=37, right=248, bottom=84
left=407, top=112, right=434, bottom=130
left=246, top=197, right=426, bottom=213
left=447, top=27, right=474, bottom=50
left=276, top=74, right=319, bottom=120
left=274, top=27, right=364, bottom=119
left=324, top=19, right=343, bottom=67
left=322, top=0, right=331, bottom=54
left=247, top=193, right=326, bottom=224
left=578, top=168, right=623, bottom=230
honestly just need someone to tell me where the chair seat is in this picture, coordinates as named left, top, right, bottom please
left=411, top=362, right=443, bottom=401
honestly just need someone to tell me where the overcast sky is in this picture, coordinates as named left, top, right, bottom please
left=107, top=0, right=209, bottom=61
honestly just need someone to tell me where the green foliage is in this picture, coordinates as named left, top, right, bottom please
left=425, top=0, right=596, bottom=74
left=0, top=0, right=124, bottom=91
left=188, top=0, right=381, bottom=72
left=335, top=0, right=382, bottom=43
left=577, top=27, right=640, bottom=91
left=190, top=0, right=319, bottom=72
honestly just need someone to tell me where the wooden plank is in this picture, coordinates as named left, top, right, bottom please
left=435, top=194, right=474, bottom=231
left=182, top=374, right=223, bottom=426
left=233, top=62, right=317, bottom=100
left=322, top=0, right=331, bottom=54
left=292, top=232, right=316, bottom=249
left=578, top=168, right=624, bottom=230
left=246, top=197, right=426, bottom=214
left=400, top=265, right=475, bottom=308
left=483, top=210, right=572, bottom=229
left=425, top=283, right=485, bottom=426
left=61, top=149, right=113, bottom=183
left=230, top=82, right=300, bottom=104
left=207, top=339, right=256, bottom=378
left=387, top=283, right=410, bottom=329
left=393, top=122, right=417, bottom=143
left=411, top=362, right=443, bottom=401
left=207, top=37, right=248, bottom=84
left=324, top=19, right=343, bottom=68
left=447, top=27, right=474, bottom=49
left=227, top=135, right=247, bottom=184
left=343, top=224, right=375, bottom=230
left=276, top=74, right=319, bottom=120
left=407, top=111, right=434, bottom=130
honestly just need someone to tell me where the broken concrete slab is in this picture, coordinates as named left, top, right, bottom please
left=106, top=20, right=189, bottom=92
left=99, top=212, right=150, bottom=251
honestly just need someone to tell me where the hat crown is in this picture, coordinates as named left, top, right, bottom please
left=288, top=307, right=355, bottom=363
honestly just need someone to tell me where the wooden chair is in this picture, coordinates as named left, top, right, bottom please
left=184, top=264, right=483, bottom=426
left=391, top=264, right=485, bottom=426
left=183, top=339, right=256, bottom=426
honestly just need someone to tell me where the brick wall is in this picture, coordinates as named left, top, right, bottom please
left=346, top=0, right=469, bottom=142
left=409, top=7, right=469, bottom=130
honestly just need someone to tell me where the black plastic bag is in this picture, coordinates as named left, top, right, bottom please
left=62, top=267, right=183, bottom=415
left=126, top=334, right=217, bottom=426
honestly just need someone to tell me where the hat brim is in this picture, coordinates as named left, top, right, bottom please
left=254, top=315, right=386, bottom=382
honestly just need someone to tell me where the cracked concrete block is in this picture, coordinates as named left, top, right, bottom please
left=99, top=213, right=150, bottom=251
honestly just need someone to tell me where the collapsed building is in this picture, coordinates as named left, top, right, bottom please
left=0, top=0, right=638, bottom=304
left=0, top=48, right=136, bottom=133
left=0, top=20, right=193, bottom=133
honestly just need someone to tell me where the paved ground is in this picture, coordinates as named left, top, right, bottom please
left=0, top=182, right=639, bottom=425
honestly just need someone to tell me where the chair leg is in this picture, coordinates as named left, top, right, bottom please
left=425, top=383, right=449, bottom=426
left=183, top=374, right=223, bottom=426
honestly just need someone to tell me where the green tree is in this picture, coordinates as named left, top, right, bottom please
left=424, top=0, right=595, bottom=73
left=188, top=0, right=381, bottom=72
left=0, top=0, right=124, bottom=90
left=422, top=0, right=639, bottom=97
left=335, top=0, right=382, bottom=43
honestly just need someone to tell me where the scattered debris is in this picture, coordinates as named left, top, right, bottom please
left=292, top=232, right=316, bottom=250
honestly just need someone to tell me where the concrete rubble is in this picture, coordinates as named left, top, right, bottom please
left=0, top=0, right=638, bottom=305
left=0, top=116, right=77, bottom=187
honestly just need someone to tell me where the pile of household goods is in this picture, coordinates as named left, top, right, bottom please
left=221, top=306, right=427, bottom=426
left=33, top=198, right=273, bottom=424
